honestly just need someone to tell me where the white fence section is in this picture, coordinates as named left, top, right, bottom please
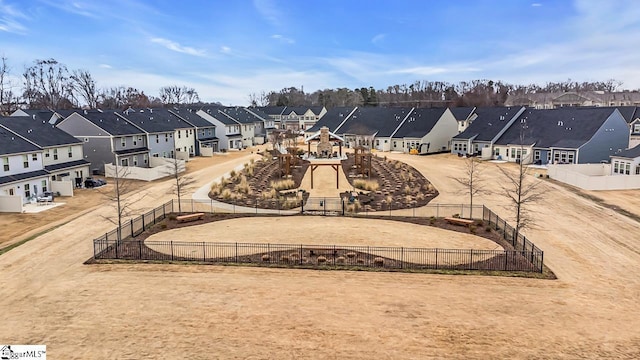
left=0, top=195, right=23, bottom=213
left=548, top=163, right=640, bottom=190
left=176, top=150, right=190, bottom=162
left=51, top=180, right=74, bottom=197
left=200, top=147, right=214, bottom=157
left=105, top=158, right=186, bottom=182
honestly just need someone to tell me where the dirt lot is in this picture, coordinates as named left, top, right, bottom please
left=1, top=151, right=640, bottom=359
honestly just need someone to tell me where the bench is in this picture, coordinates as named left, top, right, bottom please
left=444, top=217, right=474, bottom=226
left=176, top=212, right=205, bottom=223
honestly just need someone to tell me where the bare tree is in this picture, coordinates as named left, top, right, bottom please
left=248, top=91, right=269, bottom=107
left=0, top=56, right=18, bottom=115
left=23, top=58, right=75, bottom=109
left=451, top=156, right=486, bottom=219
left=159, top=85, right=200, bottom=106
left=497, top=129, right=543, bottom=233
left=163, top=154, right=195, bottom=213
left=99, top=86, right=150, bottom=109
left=100, top=160, right=146, bottom=242
left=70, top=69, right=98, bottom=108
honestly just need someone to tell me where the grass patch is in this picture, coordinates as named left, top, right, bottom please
left=0, top=223, right=67, bottom=257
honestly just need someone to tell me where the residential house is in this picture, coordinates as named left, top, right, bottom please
left=306, top=107, right=357, bottom=136
left=505, top=90, right=640, bottom=109
left=493, top=107, right=629, bottom=165
left=610, top=145, right=640, bottom=175
left=196, top=107, right=243, bottom=150
left=117, top=108, right=177, bottom=159
left=256, top=106, right=287, bottom=129
left=449, top=107, right=477, bottom=133
left=390, top=108, right=458, bottom=153
left=57, top=110, right=149, bottom=174
left=337, top=107, right=414, bottom=151
left=246, top=107, right=275, bottom=136
left=617, top=106, right=640, bottom=148
left=169, top=108, right=218, bottom=154
left=219, top=107, right=261, bottom=147
left=451, top=107, right=526, bottom=156
left=0, top=116, right=90, bottom=187
left=0, top=126, right=48, bottom=204
left=280, top=106, right=327, bottom=131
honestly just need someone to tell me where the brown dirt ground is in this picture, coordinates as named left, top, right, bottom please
left=1, top=151, right=640, bottom=359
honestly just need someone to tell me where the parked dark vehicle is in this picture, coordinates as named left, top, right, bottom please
left=37, top=191, right=55, bottom=202
left=84, top=177, right=107, bottom=188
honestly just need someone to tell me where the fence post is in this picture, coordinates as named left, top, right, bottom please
left=333, top=245, right=336, bottom=265
left=203, top=241, right=206, bottom=262
left=341, top=198, right=345, bottom=216
left=170, top=241, right=174, bottom=261
left=235, top=242, right=238, bottom=263
left=130, top=219, right=134, bottom=238
left=401, top=247, right=404, bottom=269
left=138, top=240, right=142, bottom=259
left=435, top=248, right=438, bottom=269
left=539, top=252, right=544, bottom=273
left=504, top=251, right=508, bottom=271
left=299, top=244, right=303, bottom=265
left=469, top=249, right=473, bottom=270
left=153, top=208, right=156, bottom=224
left=93, top=241, right=96, bottom=259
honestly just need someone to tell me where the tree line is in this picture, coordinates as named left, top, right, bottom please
left=0, top=57, right=206, bottom=115
left=249, top=79, right=632, bottom=108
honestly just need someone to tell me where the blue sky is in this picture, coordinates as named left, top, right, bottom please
left=2, top=0, right=640, bottom=105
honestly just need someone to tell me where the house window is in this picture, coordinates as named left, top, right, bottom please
left=208, top=129, right=212, bottom=136
left=23, top=155, right=29, bottom=168
left=68, top=146, right=73, bottom=158
left=170, top=150, right=174, bottom=158
left=156, top=135, right=159, bottom=143
left=32, top=153, right=38, bottom=161
left=165, top=134, right=168, bottom=142
left=511, top=148, right=516, bottom=158
left=45, top=150, right=50, bottom=158
left=393, top=141, right=397, bottom=147
left=152, top=153, right=159, bottom=158
left=178, top=130, right=181, bottom=139
left=636, top=166, right=640, bottom=175
left=547, top=152, right=552, bottom=163
left=162, top=151, right=167, bottom=158
left=189, top=129, right=192, bottom=135
left=614, top=161, right=619, bottom=173
left=634, top=124, right=640, bottom=133
left=560, top=151, right=567, bottom=163
left=84, top=138, right=89, bottom=142
left=494, top=148, right=500, bottom=156
left=24, top=184, right=30, bottom=198
left=454, top=143, right=459, bottom=151
left=2, top=157, right=8, bottom=171
left=143, top=154, right=148, bottom=164
left=53, top=149, right=58, bottom=160
left=554, top=152, right=560, bottom=164
left=133, top=137, right=137, bottom=146
left=133, top=157, right=138, bottom=166
left=121, top=158, right=129, bottom=166
left=121, top=138, right=126, bottom=147
left=568, top=153, right=575, bottom=164
left=42, top=180, right=47, bottom=192
left=534, top=150, right=541, bottom=161
left=626, top=163, right=631, bottom=175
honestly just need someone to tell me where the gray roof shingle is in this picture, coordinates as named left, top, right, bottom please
left=0, top=116, right=82, bottom=148
left=0, top=126, right=42, bottom=155
left=453, top=107, right=523, bottom=141
left=393, top=108, right=447, bottom=138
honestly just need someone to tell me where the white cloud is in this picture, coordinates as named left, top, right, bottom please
left=253, top=0, right=282, bottom=27
left=371, top=33, right=386, bottom=45
left=0, top=1, right=27, bottom=34
left=388, top=66, right=480, bottom=76
left=271, top=34, right=295, bottom=44
left=151, top=38, right=206, bottom=57
left=220, top=46, right=231, bottom=54
left=99, top=64, right=112, bottom=69
left=531, top=3, right=542, bottom=7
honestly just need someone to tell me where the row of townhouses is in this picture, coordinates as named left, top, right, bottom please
left=307, top=105, right=640, bottom=170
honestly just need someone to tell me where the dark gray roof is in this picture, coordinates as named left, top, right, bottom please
left=245, top=107, right=270, bottom=120
left=0, top=169, right=49, bottom=185
left=0, top=125, right=42, bottom=155
left=453, top=107, right=523, bottom=141
left=307, top=107, right=356, bottom=132
left=495, top=107, right=618, bottom=148
left=0, top=116, right=82, bottom=148
left=44, top=159, right=90, bottom=172
left=283, top=106, right=311, bottom=116
left=169, top=108, right=216, bottom=128
left=340, top=107, right=413, bottom=137
left=12, top=109, right=56, bottom=124
left=393, top=108, right=447, bottom=138
left=198, top=106, right=238, bottom=126
left=613, top=144, right=640, bottom=159
left=118, top=108, right=193, bottom=133
left=78, top=110, right=146, bottom=136
left=256, top=106, right=286, bottom=116
left=449, top=107, right=475, bottom=121
left=221, top=107, right=264, bottom=124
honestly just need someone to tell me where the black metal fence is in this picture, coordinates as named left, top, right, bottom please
left=91, top=199, right=544, bottom=273
left=173, top=197, right=484, bottom=219
left=93, top=240, right=541, bottom=272
left=482, top=206, right=544, bottom=272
